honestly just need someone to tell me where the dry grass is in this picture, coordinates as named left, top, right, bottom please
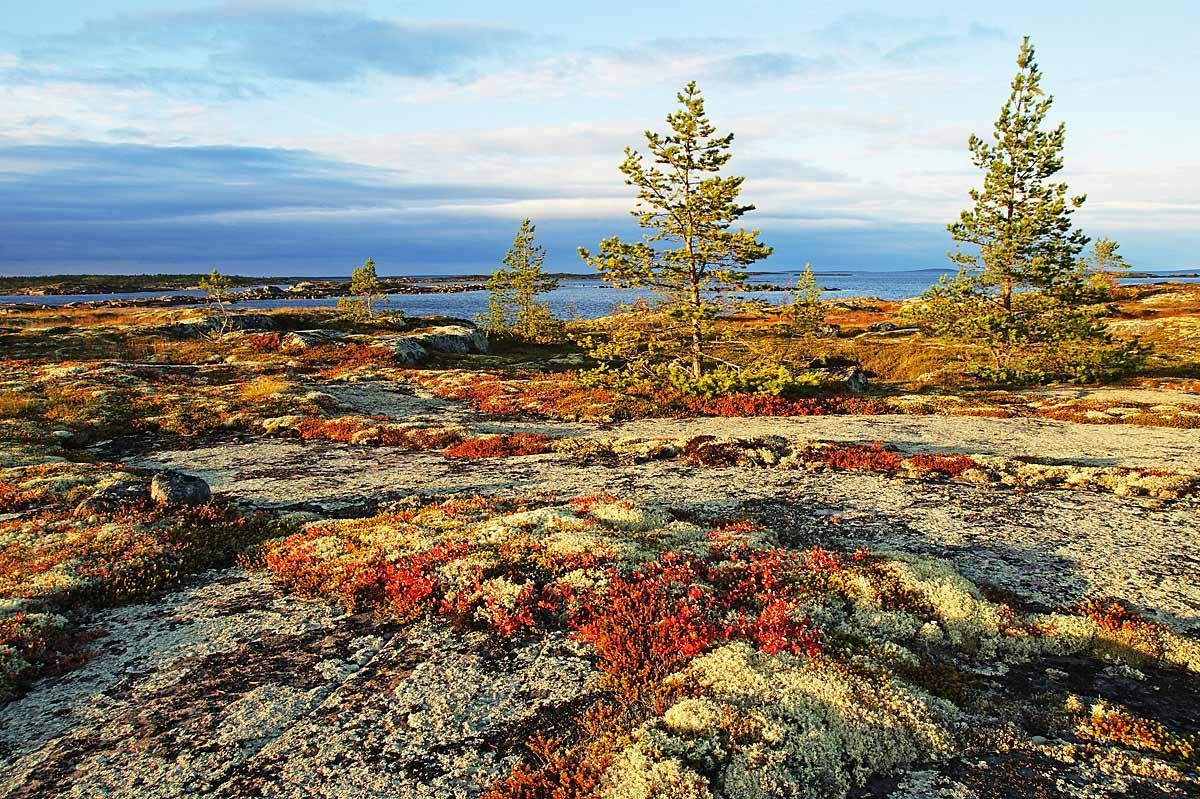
left=0, top=391, right=39, bottom=420
left=237, top=376, right=291, bottom=403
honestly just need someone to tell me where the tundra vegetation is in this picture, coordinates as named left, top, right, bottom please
left=1, top=37, right=1199, bottom=799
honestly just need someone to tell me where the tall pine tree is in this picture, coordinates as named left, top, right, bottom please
left=579, top=82, right=772, bottom=377
left=913, top=38, right=1146, bottom=384
left=949, top=36, right=1089, bottom=308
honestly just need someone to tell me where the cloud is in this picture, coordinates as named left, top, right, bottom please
left=0, top=138, right=953, bottom=274
left=711, top=52, right=833, bottom=82
left=808, top=13, right=1008, bottom=65
left=9, top=8, right=534, bottom=96
left=0, top=141, right=556, bottom=224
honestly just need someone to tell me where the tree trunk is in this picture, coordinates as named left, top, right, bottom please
left=1002, top=277, right=1012, bottom=312
left=689, top=280, right=703, bottom=378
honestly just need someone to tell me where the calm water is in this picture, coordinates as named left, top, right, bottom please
left=3, top=269, right=1197, bottom=320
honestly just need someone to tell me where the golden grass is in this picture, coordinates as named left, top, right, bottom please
left=0, top=391, right=39, bottom=420
left=237, top=376, right=291, bottom=403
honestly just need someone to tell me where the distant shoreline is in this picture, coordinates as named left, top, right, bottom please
left=3, top=268, right=1197, bottom=298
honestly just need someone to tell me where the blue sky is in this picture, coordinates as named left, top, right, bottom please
left=1, top=1, right=1196, bottom=275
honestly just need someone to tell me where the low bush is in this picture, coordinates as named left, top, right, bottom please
left=246, top=332, right=282, bottom=352
left=443, top=433, right=555, bottom=459
left=0, top=611, right=100, bottom=699
left=905, top=453, right=978, bottom=477
left=818, top=442, right=903, bottom=472
left=1, top=501, right=288, bottom=608
left=294, top=416, right=467, bottom=449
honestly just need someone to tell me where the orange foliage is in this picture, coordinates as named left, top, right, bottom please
left=443, top=433, right=555, bottom=459
left=906, top=453, right=978, bottom=477
left=1081, top=703, right=1197, bottom=764
left=295, top=417, right=466, bottom=449
left=818, top=442, right=903, bottom=472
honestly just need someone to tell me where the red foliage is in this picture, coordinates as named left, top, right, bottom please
left=571, top=557, right=720, bottom=706
left=294, top=417, right=465, bottom=449
left=568, top=494, right=621, bottom=514
left=412, top=370, right=896, bottom=421
left=483, top=730, right=612, bottom=799
left=0, top=612, right=100, bottom=691
left=381, top=541, right=471, bottom=620
left=301, top=343, right=395, bottom=376
left=0, top=482, right=40, bottom=513
left=1075, top=598, right=1156, bottom=634
left=906, top=453, right=978, bottom=477
left=443, top=433, right=554, bottom=459
left=247, top=332, right=282, bottom=352
left=570, top=545, right=828, bottom=706
left=818, top=442, right=903, bottom=472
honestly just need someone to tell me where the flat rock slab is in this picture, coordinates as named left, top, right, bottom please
left=320, top=382, right=461, bottom=421
left=138, top=431, right=1200, bottom=633
left=0, top=571, right=592, bottom=799
left=604, top=413, right=1200, bottom=471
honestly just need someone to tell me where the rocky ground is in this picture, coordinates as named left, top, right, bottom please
left=3, top=305, right=1199, bottom=799
left=136, top=383, right=1200, bottom=632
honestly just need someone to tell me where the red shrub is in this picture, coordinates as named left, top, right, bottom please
left=0, top=612, right=100, bottom=692
left=906, top=453, right=978, bottom=477
left=818, top=442, right=903, bottom=472
left=295, top=416, right=382, bottom=442
left=294, top=417, right=465, bottom=450
left=443, top=433, right=554, bottom=459
left=570, top=546, right=827, bottom=706
left=571, top=557, right=720, bottom=706
left=1075, top=598, right=1157, bottom=634
left=247, top=332, right=282, bottom=352
left=484, top=731, right=612, bottom=799
left=0, top=482, right=41, bottom=513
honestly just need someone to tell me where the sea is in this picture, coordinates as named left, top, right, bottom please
left=3, top=268, right=1198, bottom=320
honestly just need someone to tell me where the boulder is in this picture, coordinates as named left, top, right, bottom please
left=150, top=472, right=212, bottom=506
left=844, top=367, right=870, bottom=392
left=410, top=325, right=488, bottom=355
left=857, top=326, right=921, bottom=339
left=812, top=323, right=841, bottom=339
left=867, top=321, right=897, bottom=333
left=389, top=336, right=430, bottom=364
left=74, top=476, right=151, bottom=517
left=373, top=325, right=488, bottom=364
left=279, top=330, right=344, bottom=353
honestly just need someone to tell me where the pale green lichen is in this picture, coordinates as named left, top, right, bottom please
left=603, top=643, right=955, bottom=799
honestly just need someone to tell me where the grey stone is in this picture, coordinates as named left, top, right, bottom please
left=150, top=472, right=212, bottom=506
left=74, top=477, right=152, bottom=517
left=409, top=325, right=488, bottom=355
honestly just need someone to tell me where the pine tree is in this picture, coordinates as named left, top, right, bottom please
left=914, top=38, right=1146, bottom=384
left=340, top=258, right=386, bottom=319
left=579, top=82, right=772, bottom=377
left=949, top=36, right=1089, bottom=308
left=1080, top=238, right=1130, bottom=295
left=198, top=267, right=232, bottom=337
left=480, top=219, right=560, bottom=340
left=785, top=264, right=825, bottom=337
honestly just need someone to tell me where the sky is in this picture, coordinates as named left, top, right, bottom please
left=1, top=1, right=1197, bottom=276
